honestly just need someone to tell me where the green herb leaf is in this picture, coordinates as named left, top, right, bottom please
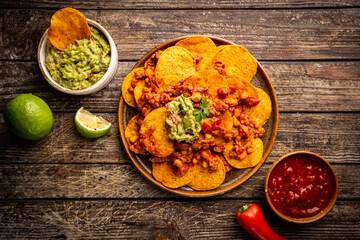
left=200, top=97, right=210, bottom=117
left=193, top=108, right=200, bottom=115
left=193, top=97, right=210, bottom=122
left=203, top=108, right=210, bottom=116
left=195, top=113, right=202, bottom=122
left=192, top=109, right=199, bottom=121
left=200, top=97, right=207, bottom=106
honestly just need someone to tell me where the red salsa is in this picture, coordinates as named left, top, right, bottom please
left=268, top=154, right=335, bottom=219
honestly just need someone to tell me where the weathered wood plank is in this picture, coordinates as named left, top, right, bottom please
left=1, top=112, right=359, bottom=164
left=1, top=9, right=360, bottom=61
left=0, top=163, right=357, bottom=199
left=1, top=61, right=359, bottom=112
left=0, top=199, right=358, bottom=239
left=0, top=113, right=125, bottom=164
left=0, top=61, right=135, bottom=113
left=3, top=0, right=360, bottom=10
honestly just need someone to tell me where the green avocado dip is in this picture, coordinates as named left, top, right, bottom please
left=45, top=26, right=111, bottom=90
left=165, top=95, right=203, bottom=143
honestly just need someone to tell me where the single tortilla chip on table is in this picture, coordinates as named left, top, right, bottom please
left=125, top=114, right=147, bottom=155
left=140, top=107, right=175, bottom=157
left=122, top=67, right=144, bottom=108
left=187, top=157, right=226, bottom=190
left=223, top=137, right=263, bottom=169
left=175, top=36, right=217, bottom=71
left=212, top=45, right=257, bottom=82
left=250, top=88, right=272, bottom=127
left=155, top=46, right=196, bottom=88
left=48, top=8, right=91, bottom=51
left=153, top=162, right=200, bottom=189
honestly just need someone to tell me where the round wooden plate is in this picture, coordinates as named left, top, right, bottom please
left=118, top=36, right=279, bottom=197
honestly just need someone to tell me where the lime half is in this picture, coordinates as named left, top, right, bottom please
left=75, top=107, right=111, bottom=138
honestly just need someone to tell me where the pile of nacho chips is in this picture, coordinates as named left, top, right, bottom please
left=122, top=36, right=272, bottom=191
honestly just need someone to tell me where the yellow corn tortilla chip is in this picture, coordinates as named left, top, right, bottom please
left=250, top=88, right=272, bottom=126
left=48, top=8, right=91, bottom=51
left=175, top=36, right=217, bottom=71
left=125, top=114, right=140, bottom=145
left=182, top=70, right=228, bottom=99
left=140, top=107, right=175, bottom=157
left=223, top=137, right=263, bottom=169
left=187, top=157, right=226, bottom=190
left=226, top=82, right=242, bottom=106
left=153, top=162, right=200, bottom=188
left=155, top=46, right=196, bottom=88
left=199, top=70, right=229, bottom=98
left=134, top=79, right=146, bottom=105
left=219, top=111, right=233, bottom=131
left=213, top=111, right=233, bottom=145
left=182, top=72, right=208, bottom=90
left=241, top=80, right=259, bottom=116
left=122, top=68, right=144, bottom=108
left=212, top=45, right=257, bottom=82
left=226, top=76, right=259, bottom=115
left=217, top=45, right=229, bottom=51
left=125, top=114, right=147, bottom=155
left=218, top=154, right=232, bottom=172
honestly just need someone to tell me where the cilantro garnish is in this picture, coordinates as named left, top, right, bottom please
left=193, top=97, right=210, bottom=122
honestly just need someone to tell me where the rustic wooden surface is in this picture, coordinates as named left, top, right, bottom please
left=0, top=1, right=359, bottom=239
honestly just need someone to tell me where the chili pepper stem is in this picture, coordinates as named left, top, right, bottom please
left=239, top=204, right=251, bottom=213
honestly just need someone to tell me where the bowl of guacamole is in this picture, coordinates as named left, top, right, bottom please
left=38, top=19, right=118, bottom=95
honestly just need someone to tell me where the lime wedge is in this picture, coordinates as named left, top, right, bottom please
left=74, top=107, right=111, bottom=138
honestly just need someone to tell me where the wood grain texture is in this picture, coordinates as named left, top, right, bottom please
left=3, top=0, right=360, bottom=10
left=0, top=163, right=358, bottom=199
left=1, top=9, right=360, bottom=61
left=1, top=112, right=359, bottom=164
left=0, top=113, right=125, bottom=164
left=0, top=200, right=358, bottom=239
left=1, top=2, right=360, bottom=239
left=1, top=61, right=359, bottom=112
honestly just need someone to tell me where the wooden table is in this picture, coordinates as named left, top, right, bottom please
left=1, top=1, right=360, bottom=239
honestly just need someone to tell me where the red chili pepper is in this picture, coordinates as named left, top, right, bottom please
left=202, top=122, right=213, bottom=134
left=236, top=204, right=287, bottom=240
left=212, top=119, right=222, bottom=130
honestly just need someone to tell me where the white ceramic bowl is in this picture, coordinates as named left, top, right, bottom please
left=38, top=19, right=118, bottom=95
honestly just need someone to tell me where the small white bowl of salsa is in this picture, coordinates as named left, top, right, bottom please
left=37, top=19, right=118, bottom=95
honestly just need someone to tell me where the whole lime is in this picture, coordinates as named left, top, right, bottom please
left=4, top=94, right=53, bottom=140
